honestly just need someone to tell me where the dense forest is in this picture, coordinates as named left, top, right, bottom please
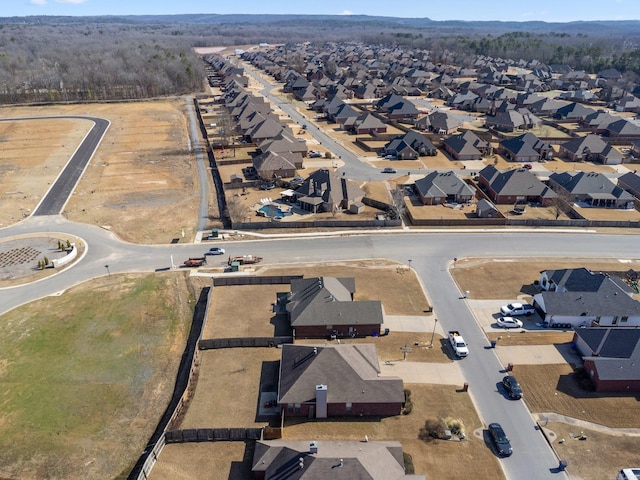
left=1, top=15, right=639, bottom=105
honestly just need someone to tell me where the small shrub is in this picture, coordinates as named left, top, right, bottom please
left=402, top=389, right=413, bottom=415
left=419, top=418, right=446, bottom=442
left=403, top=452, right=415, bottom=474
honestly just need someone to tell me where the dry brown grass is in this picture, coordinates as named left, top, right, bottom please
left=179, top=348, right=281, bottom=429
left=485, top=331, right=574, bottom=346
left=450, top=258, right=640, bottom=300
left=573, top=205, right=640, bottom=221
left=203, top=284, right=284, bottom=339
left=544, top=422, right=640, bottom=480
left=1, top=100, right=208, bottom=244
left=260, top=263, right=431, bottom=315
left=282, top=384, right=503, bottom=479
left=514, top=364, right=640, bottom=428
left=150, top=442, right=252, bottom=480
left=0, top=116, right=92, bottom=225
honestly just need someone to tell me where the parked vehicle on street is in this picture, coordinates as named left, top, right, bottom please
left=184, top=257, right=206, bottom=267
left=488, top=423, right=513, bottom=457
left=500, top=303, right=535, bottom=316
left=448, top=331, right=469, bottom=357
left=382, top=167, right=397, bottom=174
left=228, top=255, right=263, bottom=265
left=501, top=375, right=523, bottom=400
left=497, top=316, right=523, bottom=329
left=206, top=247, right=225, bottom=255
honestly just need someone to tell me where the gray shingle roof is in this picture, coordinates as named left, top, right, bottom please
left=539, top=285, right=640, bottom=317
left=414, top=171, right=475, bottom=199
left=253, top=440, right=423, bottom=480
left=286, top=277, right=383, bottom=328
left=278, top=343, right=404, bottom=405
left=549, top=172, right=633, bottom=201
left=479, top=165, right=557, bottom=198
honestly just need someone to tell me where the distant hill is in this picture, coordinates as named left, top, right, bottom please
left=2, top=14, right=640, bottom=37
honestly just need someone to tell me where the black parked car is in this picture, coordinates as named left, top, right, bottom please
left=488, top=423, right=513, bottom=457
left=502, top=375, right=523, bottom=400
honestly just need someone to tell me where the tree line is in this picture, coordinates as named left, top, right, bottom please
left=0, top=17, right=639, bottom=105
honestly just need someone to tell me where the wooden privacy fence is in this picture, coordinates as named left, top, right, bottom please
left=212, top=275, right=302, bottom=286
left=199, top=336, right=293, bottom=350
left=165, top=428, right=263, bottom=443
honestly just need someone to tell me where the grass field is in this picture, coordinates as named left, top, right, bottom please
left=0, top=273, right=194, bottom=480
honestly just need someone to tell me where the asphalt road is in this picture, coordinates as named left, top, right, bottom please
left=2, top=116, right=112, bottom=216
left=1, top=107, right=636, bottom=479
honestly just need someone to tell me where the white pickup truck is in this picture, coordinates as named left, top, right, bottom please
left=500, top=303, right=535, bottom=316
left=448, top=331, right=469, bottom=358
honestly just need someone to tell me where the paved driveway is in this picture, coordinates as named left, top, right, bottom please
left=467, top=299, right=546, bottom=332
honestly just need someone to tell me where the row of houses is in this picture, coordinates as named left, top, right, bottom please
left=526, top=267, right=640, bottom=393
left=260, top=276, right=418, bottom=479
left=409, top=165, right=639, bottom=211
left=240, top=42, right=639, bottom=110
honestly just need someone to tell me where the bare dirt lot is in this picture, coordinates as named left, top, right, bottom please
left=0, top=100, right=207, bottom=244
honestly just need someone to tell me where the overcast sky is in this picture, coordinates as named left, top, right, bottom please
left=4, top=0, right=639, bottom=22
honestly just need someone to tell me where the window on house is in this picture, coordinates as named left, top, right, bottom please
left=346, top=402, right=352, bottom=414
left=621, top=316, right=629, bottom=323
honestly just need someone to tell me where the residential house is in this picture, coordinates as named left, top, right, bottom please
left=294, top=169, right=365, bottom=213
left=245, top=117, right=287, bottom=143
left=604, top=118, right=640, bottom=139
left=554, top=102, right=597, bottom=121
left=352, top=113, right=387, bottom=135
left=614, top=95, right=640, bottom=113
left=478, top=164, right=557, bottom=205
left=548, top=172, right=635, bottom=208
left=425, top=111, right=463, bottom=134
left=252, top=440, right=424, bottom=480
left=414, top=171, right=476, bottom=205
left=258, top=133, right=308, bottom=157
left=376, top=93, right=420, bottom=121
left=277, top=343, right=404, bottom=417
left=384, top=131, right=437, bottom=159
left=252, top=151, right=303, bottom=180
left=558, top=134, right=624, bottom=165
left=485, top=109, right=541, bottom=133
left=533, top=268, right=640, bottom=328
left=442, top=131, right=491, bottom=160
left=334, top=103, right=360, bottom=130
left=499, top=132, right=553, bottom=163
left=572, top=327, right=640, bottom=393
left=617, top=171, right=640, bottom=200
left=283, top=276, right=384, bottom=338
